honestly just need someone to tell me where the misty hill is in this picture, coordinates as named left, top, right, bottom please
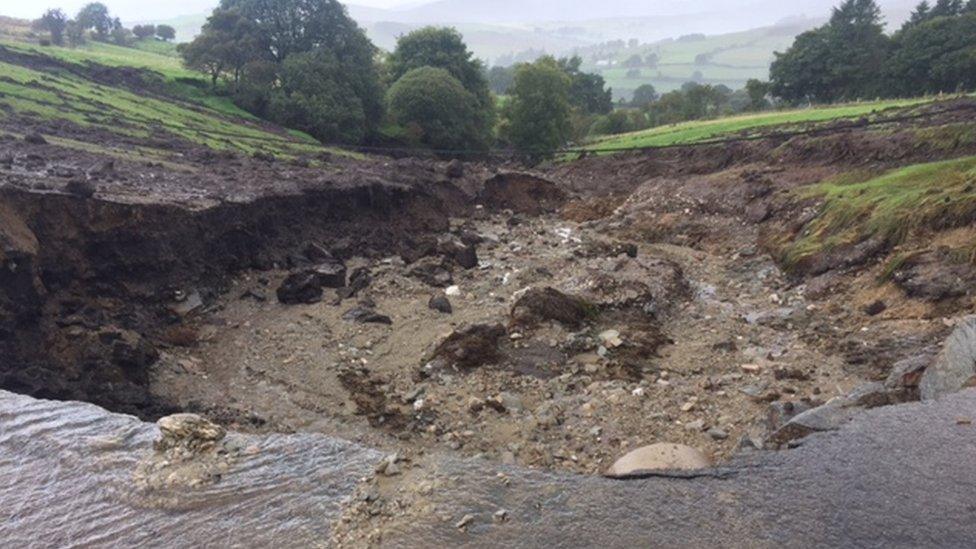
left=353, top=0, right=918, bottom=27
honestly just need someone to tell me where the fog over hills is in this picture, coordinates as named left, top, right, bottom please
left=349, top=0, right=917, bottom=27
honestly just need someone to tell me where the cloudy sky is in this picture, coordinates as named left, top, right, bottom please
left=3, top=0, right=409, bottom=21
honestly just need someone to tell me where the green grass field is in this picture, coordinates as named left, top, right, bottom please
left=584, top=22, right=813, bottom=99
left=0, top=37, right=347, bottom=159
left=775, top=155, right=976, bottom=270
left=583, top=97, right=938, bottom=152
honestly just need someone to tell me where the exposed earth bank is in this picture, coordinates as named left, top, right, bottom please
left=2, top=99, right=976, bottom=545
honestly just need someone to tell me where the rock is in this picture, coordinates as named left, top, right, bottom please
left=342, top=307, right=392, bottom=325
left=375, top=453, right=401, bottom=476
left=707, top=427, right=729, bottom=441
left=767, top=399, right=860, bottom=446
left=155, top=414, right=226, bottom=453
left=439, top=238, right=479, bottom=269
left=303, top=243, right=333, bottom=262
left=101, top=328, right=159, bottom=370
left=445, top=285, right=461, bottom=296
left=599, top=330, right=623, bottom=348
left=428, top=295, right=453, bottom=314
left=426, top=323, right=506, bottom=371
left=846, top=382, right=893, bottom=409
left=446, top=159, right=465, bottom=178
left=310, top=261, right=347, bottom=288
left=497, top=392, right=524, bottom=412
left=455, top=514, right=475, bottom=530
left=169, top=290, right=204, bottom=317
left=493, top=509, right=508, bottom=523
left=920, top=318, right=976, bottom=400
left=765, top=400, right=815, bottom=433
left=510, top=287, right=594, bottom=329
left=459, top=231, right=483, bottom=247
left=408, top=257, right=454, bottom=288
left=884, top=354, right=932, bottom=402
left=64, top=179, right=96, bottom=198
left=24, top=133, right=47, bottom=145
left=337, top=267, right=371, bottom=300
left=276, top=272, right=322, bottom=304
left=605, top=443, right=711, bottom=477
left=862, top=300, right=887, bottom=316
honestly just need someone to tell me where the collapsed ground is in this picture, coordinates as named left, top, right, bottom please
left=3, top=99, right=975, bottom=488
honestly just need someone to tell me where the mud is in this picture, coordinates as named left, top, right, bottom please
left=2, top=94, right=976, bottom=545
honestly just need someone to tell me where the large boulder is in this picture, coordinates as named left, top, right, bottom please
left=605, top=443, right=711, bottom=478
left=920, top=318, right=976, bottom=400
left=425, top=324, right=506, bottom=372
left=277, top=272, right=323, bottom=304
left=510, top=287, right=594, bottom=329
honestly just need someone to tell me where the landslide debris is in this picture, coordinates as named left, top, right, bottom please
left=3, top=95, right=976, bottom=494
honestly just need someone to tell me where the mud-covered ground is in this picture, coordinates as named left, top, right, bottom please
left=2, top=98, right=976, bottom=545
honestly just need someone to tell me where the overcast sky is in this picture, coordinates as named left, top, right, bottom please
left=2, top=0, right=409, bottom=21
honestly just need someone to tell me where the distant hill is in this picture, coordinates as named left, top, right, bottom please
left=352, top=0, right=919, bottom=26
left=138, top=0, right=921, bottom=99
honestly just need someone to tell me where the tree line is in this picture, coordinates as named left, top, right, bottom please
left=770, top=0, right=976, bottom=103
left=33, top=3, right=175, bottom=48
left=178, top=0, right=616, bottom=158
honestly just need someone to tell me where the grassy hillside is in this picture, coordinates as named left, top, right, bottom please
left=583, top=97, right=940, bottom=152
left=773, top=154, right=976, bottom=271
left=0, top=34, right=337, bottom=160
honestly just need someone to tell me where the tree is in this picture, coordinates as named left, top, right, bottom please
left=180, top=33, right=228, bottom=88
left=33, top=9, right=68, bottom=46
left=110, top=24, right=132, bottom=47
left=487, top=65, right=515, bottom=95
left=213, top=0, right=384, bottom=139
left=76, top=3, right=112, bottom=39
left=268, top=49, right=376, bottom=144
left=156, top=25, right=176, bottom=41
left=908, top=0, right=933, bottom=27
left=887, top=12, right=976, bottom=95
left=966, top=0, right=976, bottom=12
left=387, top=67, right=490, bottom=152
left=504, top=57, right=572, bottom=159
left=745, top=79, right=771, bottom=110
left=931, top=0, right=964, bottom=16
left=220, top=0, right=372, bottom=63
left=631, top=83, right=658, bottom=107
left=66, top=20, right=86, bottom=47
left=557, top=56, right=613, bottom=115
left=623, top=54, right=644, bottom=68
left=388, top=27, right=493, bottom=113
left=589, top=110, right=636, bottom=136
left=132, top=24, right=156, bottom=40
left=770, top=0, right=889, bottom=103
left=181, top=9, right=268, bottom=89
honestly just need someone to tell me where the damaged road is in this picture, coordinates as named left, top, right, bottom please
left=2, top=388, right=974, bottom=546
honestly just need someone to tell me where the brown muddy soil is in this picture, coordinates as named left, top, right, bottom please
left=2, top=98, right=975, bottom=494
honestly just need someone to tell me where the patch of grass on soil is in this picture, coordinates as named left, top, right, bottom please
left=780, top=156, right=976, bottom=269
left=584, top=97, right=939, bottom=152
